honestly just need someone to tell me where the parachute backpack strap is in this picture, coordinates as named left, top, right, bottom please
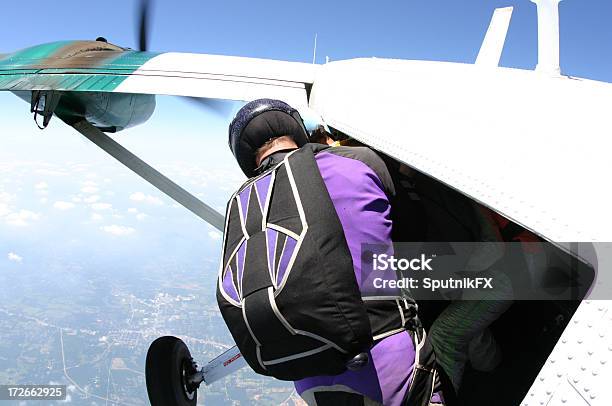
left=260, top=170, right=273, bottom=231
left=403, top=327, right=438, bottom=406
left=260, top=159, right=285, bottom=232
left=362, top=297, right=419, bottom=341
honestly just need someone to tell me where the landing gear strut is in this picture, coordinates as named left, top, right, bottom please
left=145, top=336, right=205, bottom=406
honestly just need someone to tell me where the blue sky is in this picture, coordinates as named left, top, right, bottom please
left=2, top=0, right=612, bottom=80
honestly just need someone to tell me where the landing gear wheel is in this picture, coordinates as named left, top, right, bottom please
left=145, top=336, right=199, bottom=406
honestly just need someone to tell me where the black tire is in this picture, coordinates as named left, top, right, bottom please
left=145, top=336, right=198, bottom=406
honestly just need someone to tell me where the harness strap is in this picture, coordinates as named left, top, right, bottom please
left=364, top=297, right=419, bottom=340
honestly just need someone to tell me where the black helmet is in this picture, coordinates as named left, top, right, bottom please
left=228, top=99, right=309, bottom=177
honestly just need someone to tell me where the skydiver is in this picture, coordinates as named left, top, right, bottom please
left=225, top=99, right=444, bottom=406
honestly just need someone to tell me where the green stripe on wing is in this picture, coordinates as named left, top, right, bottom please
left=0, top=41, right=159, bottom=92
left=0, top=41, right=72, bottom=68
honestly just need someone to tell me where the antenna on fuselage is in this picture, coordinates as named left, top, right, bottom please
left=530, top=0, right=562, bottom=75
left=312, top=33, right=318, bottom=64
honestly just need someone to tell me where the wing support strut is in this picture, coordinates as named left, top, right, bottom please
left=67, top=119, right=225, bottom=231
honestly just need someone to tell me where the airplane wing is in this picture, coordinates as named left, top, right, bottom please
left=0, top=41, right=318, bottom=230
left=310, top=58, right=612, bottom=246
left=0, top=41, right=316, bottom=107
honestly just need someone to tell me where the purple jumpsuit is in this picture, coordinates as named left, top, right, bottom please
left=294, top=146, right=442, bottom=406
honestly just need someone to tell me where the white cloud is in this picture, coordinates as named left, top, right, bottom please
left=71, top=196, right=82, bottom=203
left=39, top=198, right=48, bottom=204
left=84, top=195, right=100, bottom=203
left=35, top=168, right=67, bottom=177
left=91, top=203, right=112, bottom=211
left=0, top=192, right=14, bottom=217
left=35, top=182, right=48, bottom=190
left=91, top=213, right=103, bottom=222
left=0, top=202, right=9, bottom=217
left=5, top=210, right=40, bottom=226
left=68, top=164, right=89, bottom=173
left=53, top=201, right=75, bottom=210
left=127, top=207, right=147, bottom=220
left=101, top=225, right=135, bottom=236
left=7, top=252, right=23, bottom=263
left=129, top=192, right=163, bottom=206
left=81, top=186, right=99, bottom=194
left=208, top=231, right=221, bottom=241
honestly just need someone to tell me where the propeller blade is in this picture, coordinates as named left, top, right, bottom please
left=184, top=97, right=242, bottom=118
left=137, top=0, right=151, bottom=51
